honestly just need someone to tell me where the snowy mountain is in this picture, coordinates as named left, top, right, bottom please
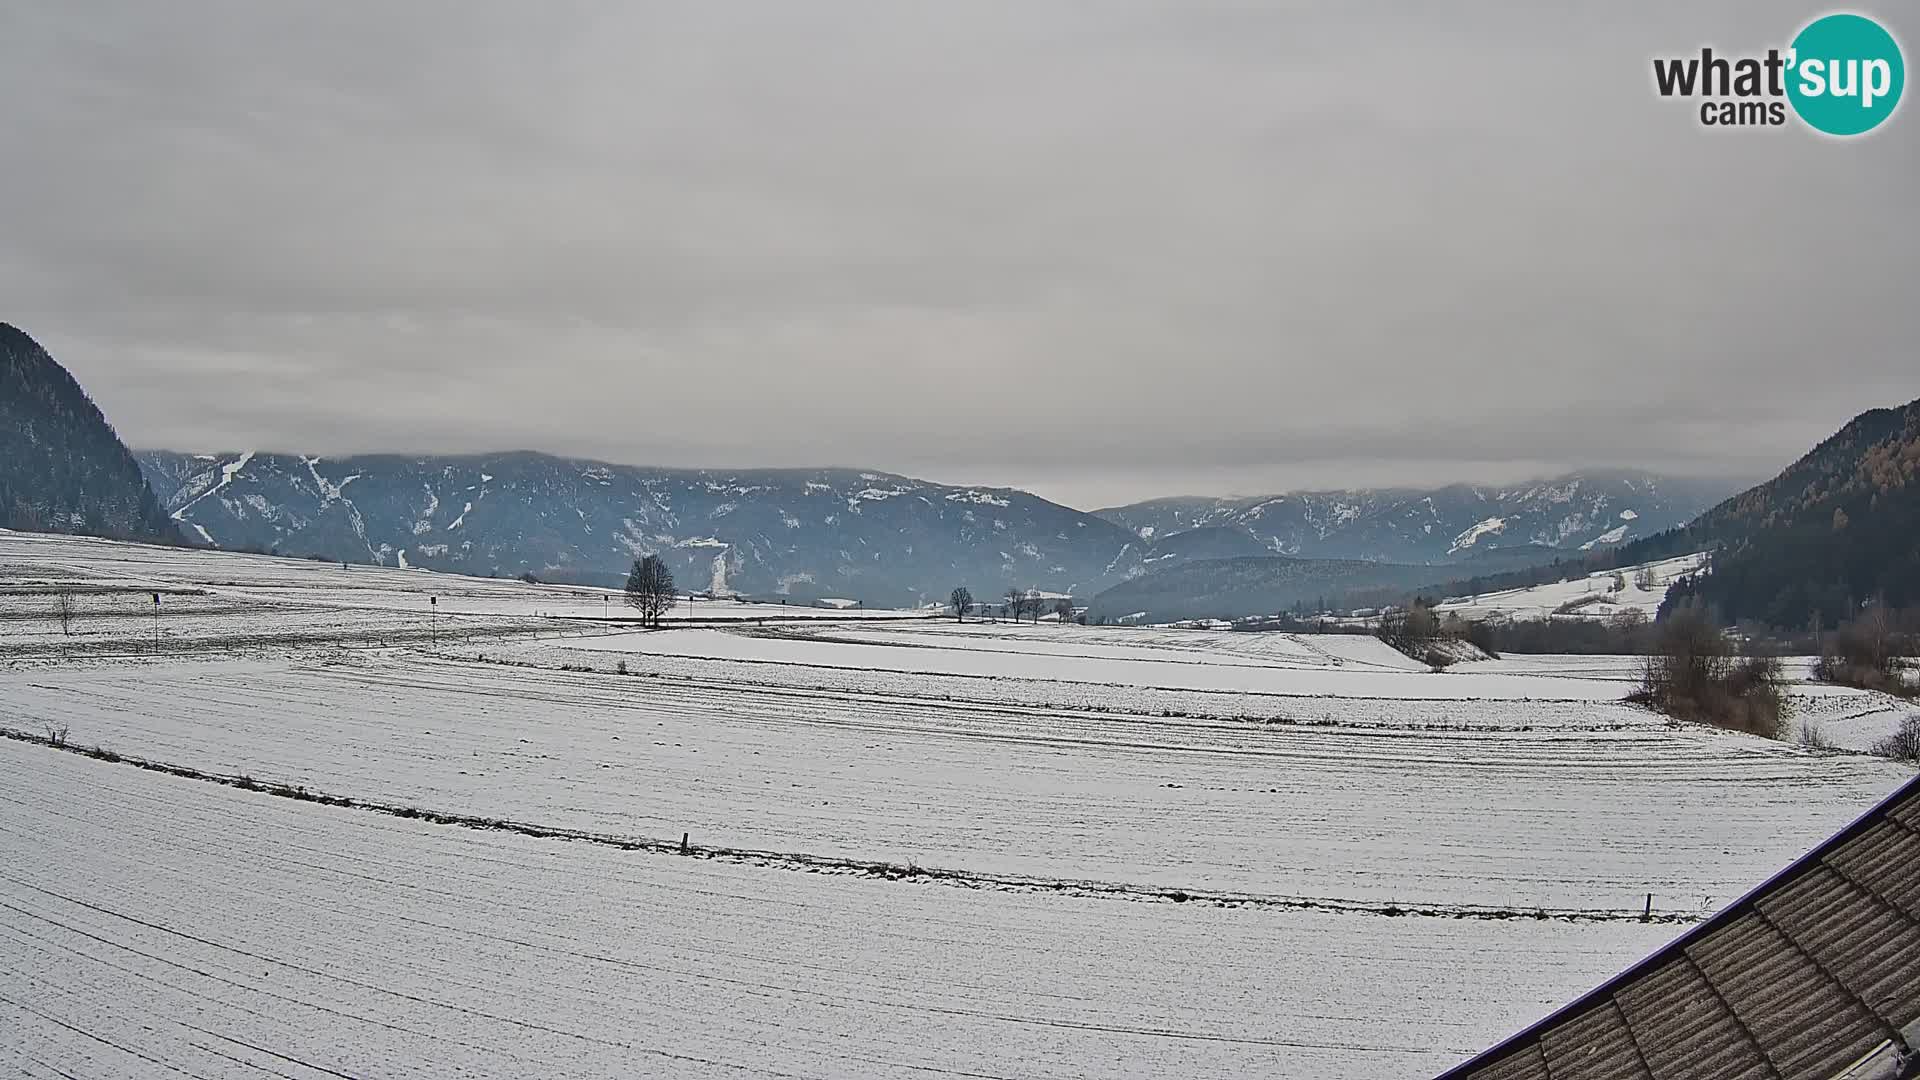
left=131, top=452, right=1738, bottom=612
left=1093, top=471, right=1731, bottom=564
left=137, top=450, right=1144, bottom=606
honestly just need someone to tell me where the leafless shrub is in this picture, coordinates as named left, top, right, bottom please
left=1812, top=605, right=1917, bottom=698
left=1554, top=594, right=1614, bottom=615
left=1870, top=715, right=1920, bottom=762
left=1627, top=609, right=1787, bottom=739
left=1797, top=721, right=1835, bottom=751
left=1611, top=608, right=1650, bottom=632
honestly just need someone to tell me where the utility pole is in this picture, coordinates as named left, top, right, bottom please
left=151, top=592, right=160, bottom=654
left=430, top=595, right=437, bottom=650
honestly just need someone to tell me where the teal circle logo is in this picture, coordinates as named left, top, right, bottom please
left=1787, top=13, right=1904, bottom=135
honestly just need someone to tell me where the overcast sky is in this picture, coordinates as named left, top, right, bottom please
left=3, top=2, right=1914, bottom=509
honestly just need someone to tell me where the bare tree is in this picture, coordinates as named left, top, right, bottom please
left=1379, top=597, right=1441, bottom=657
left=1633, top=566, right=1658, bottom=591
left=1850, top=602, right=1898, bottom=673
left=1052, top=598, right=1073, bottom=624
left=1813, top=601, right=1912, bottom=694
left=950, top=586, right=972, bottom=622
left=56, top=591, right=74, bottom=636
left=1005, top=587, right=1023, bottom=623
left=1013, top=588, right=1043, bottom=623
left=625, top=555, right=677, bottom=627
left=1871, top=715, right=1920, bottom=761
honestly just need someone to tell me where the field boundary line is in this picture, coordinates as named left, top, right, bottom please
left=0, top=726, right=1698, bottom=926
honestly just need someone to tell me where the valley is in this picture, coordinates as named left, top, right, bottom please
left=2, top=531, right=1912, bottom=1078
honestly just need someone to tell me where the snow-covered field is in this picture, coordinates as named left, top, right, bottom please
left=1, top=533, right=1914, bottom=1079
left=0, top=741, right=1678, bottom=1080
left=0, top=530, right=931, bottom=631
left=1436, top=552, right=1708, bottom=623
left=556, top=623, right=1634, bottom=701
left=10, top=652, right=1902, bottom=911
left=1474, top=653, right=1916, bottom=752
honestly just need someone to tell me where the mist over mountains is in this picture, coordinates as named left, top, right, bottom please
left=0, top=320, right=1777, bottom=616
left=1094, top=473, right=1728, bottom=564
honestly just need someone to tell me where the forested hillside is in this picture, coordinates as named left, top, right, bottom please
left=1383, top=400, right=1920, bottom=631
left=1660, top=398, right=1920, bottom=627
left=0, top=323, right=177, bottom=542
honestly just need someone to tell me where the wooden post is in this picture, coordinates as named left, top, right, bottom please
left=680, top=832, right=690, bottom=855
left=1643, top=893, right=1652, bottom=922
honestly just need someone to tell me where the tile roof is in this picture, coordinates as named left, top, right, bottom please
left=1436, top=773, right=1920, bottom=1080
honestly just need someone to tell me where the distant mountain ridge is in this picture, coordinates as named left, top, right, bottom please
left=1094, top=471, right=1731, bottom=564
left=138, top=450, right=1146, bottom=606
left=0, top=323, right=176, bottom=543
left=1181, top=397, right=1920, bottom=630
left=138, top=449, right=1729, bottom=609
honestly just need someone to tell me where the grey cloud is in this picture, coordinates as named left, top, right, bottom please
left=1, top=1, right=1914, bottom=508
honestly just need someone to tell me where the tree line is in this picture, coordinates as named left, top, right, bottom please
left=947, top=585, right=1074, bottom=624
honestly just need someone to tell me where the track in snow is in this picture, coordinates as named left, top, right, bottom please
left=3, top=653, right=1904, bottom=912
left=0, top=740, right=1679, bottom=1080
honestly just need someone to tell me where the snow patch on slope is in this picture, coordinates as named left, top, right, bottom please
left=300, top=456, right=375, bottom=556
left=945, top=490, right=1011, bottom=508
left=171, top=451, right=256, bottom=521
left=1579, top=524, right=1629, bottom=550
left=412, top=486, right=440, bottom=535
left=1448, top=516, right=1507, bottom=555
